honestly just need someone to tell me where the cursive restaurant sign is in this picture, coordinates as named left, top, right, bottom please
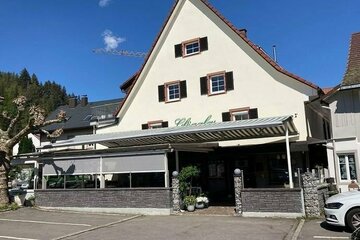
left=174, top=115, right=216, bottom=127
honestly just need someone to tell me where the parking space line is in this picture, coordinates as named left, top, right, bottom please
left=52, top=215, right=142, bottom=240
left=0, top=236, right=39, bottom=240
left=0, top=218, right=91, bottom=227
left=313, top=236, right=349, bottom=239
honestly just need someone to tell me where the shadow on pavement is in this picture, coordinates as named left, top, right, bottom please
left=320, top=221, right=352, bottom=233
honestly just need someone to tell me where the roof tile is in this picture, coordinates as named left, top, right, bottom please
left=342, top=32, right=360, bottom=86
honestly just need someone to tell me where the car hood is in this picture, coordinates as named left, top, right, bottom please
left=326, top=191, right=360, bottom=203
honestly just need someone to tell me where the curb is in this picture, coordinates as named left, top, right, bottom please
left=284, top=219, right=305, bottom=240
left=284, top=218, right=305, bottom=240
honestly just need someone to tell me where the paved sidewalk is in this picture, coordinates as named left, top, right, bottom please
left=298, top=218, right=352, bottom=240
left=0, top=208, right=298, bottom=240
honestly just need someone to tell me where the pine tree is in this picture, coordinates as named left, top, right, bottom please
left=18, top=137, right=35, bottom=154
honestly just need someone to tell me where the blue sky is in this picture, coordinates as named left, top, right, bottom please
left=0, top=0, right=359, bottom=101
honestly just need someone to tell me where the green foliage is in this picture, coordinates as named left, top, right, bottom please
left=0, top=68, right=72, bottom=131
left=18, top=137, right=35, bottom=154
left=0, top=202, right=20, bottom=211
left=8, top=165, right=21, bottom=181
left=178, top=165, right=200, bottom=196
left=183, top=195, right=196, bottom=206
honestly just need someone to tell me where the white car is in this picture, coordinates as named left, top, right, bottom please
left=324, top=190, right=360, bottom=231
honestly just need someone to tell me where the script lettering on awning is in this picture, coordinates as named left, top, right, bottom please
left=174, top=115, right=216, bottom=127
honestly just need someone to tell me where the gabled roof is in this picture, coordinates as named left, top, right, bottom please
left=117, top=0, right=321, bottom=111
left=44, top=98, right=123, bottom=131
left=342, top=32, right=360, bottom=86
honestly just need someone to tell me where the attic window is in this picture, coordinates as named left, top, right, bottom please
left=174, top=37, right=208, bottom=58
left=183, top=39, right=200, bottom=56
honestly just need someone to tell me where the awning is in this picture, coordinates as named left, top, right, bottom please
left=43, top=116, right=297, bottom=149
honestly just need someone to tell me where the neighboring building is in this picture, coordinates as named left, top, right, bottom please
left=323, top=32, right=360, bottom=192
left=16, top=0, right=331, bottom=215
left=41, top=96, right=122, bottom=150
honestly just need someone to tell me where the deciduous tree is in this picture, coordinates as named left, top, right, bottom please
left=0, top=96, right=66, bottom=206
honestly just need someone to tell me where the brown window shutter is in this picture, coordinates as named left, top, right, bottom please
left=222, top=112, right=231, bottom=122
left=249, top=108, right=258, bottom=119
left=174, top=44, right=182, bottom=58
left=158, top=85, right=165, bottom=102
left=200, top=37, right=208, bottom=52
left=142, top=124, right=149, bottom=130
left=162, top=121, right=169, bottom=128
left=180, top=80, right=187, bottom=99
left=225, top=71, right=234, bottom=91
left=200, top=76, right=208, bottom=95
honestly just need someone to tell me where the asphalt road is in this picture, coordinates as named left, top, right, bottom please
left=0, top=208, right=354, bottom=240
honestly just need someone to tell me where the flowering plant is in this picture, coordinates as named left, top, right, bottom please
left=196, top=196, right=209, bottom=204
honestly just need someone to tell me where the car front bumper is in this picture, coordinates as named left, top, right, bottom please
left=324, top=208, right=346, bottom=227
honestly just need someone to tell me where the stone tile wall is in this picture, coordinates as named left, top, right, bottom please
left=35, top=188, right=172, bottom=209
left=241, top=188, right=303, bottom=213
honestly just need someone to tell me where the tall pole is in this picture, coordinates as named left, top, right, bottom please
left=285, top=124, right=294, bottom=188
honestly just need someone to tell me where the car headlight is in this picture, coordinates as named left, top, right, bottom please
left=325, top=202, right=343, bottom=209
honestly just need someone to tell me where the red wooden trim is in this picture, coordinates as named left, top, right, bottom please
left=229, top=107, right=250, bottom=121
left=207, top=71, right=226, bottom=96
left=182, top=38, right=201, bottom=58
left=164, top=80, right=181, bottom=103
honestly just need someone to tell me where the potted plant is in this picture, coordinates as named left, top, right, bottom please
left=183, top=195, right=196, bottom=212
left=196, top=196, right=209, bottom=209
left=178, top=166, right=200, bottom=196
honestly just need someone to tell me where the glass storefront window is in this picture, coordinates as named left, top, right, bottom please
left=46, top=175, right=64, bottom=189
left=131, top=172, right=165, bottom=187
left=65, top=175, right=99, bottom=189
left=104, top=173, right=130, bottom=188
left=46, top=174, right=99, bottom=189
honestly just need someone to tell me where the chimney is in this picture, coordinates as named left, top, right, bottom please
left=238, top=28, right=247, bottom=38
left=80, top=95, right=88, bottom=107
left=68, top=97, right=77, bottom=108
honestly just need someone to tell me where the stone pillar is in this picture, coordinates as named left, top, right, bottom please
left=234, top=168, right=243, bottom=216
left=302, top=172, right=321, bottom=217
left=172, top=171, right=181, bottom=213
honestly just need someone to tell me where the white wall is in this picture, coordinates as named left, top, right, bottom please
left=326, top=138, right=360, bottom=192
left=99, top=0, right=317, bottom=144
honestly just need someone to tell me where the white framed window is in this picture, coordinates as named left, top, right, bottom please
left=209, top=73, right=226, bottom=94
left=338, top=153, right=357, bottom=181
left=231, top=109, right=250, bottom=121
left=183, top=39, right=200, bottom=56
left=165, top=82, right=180, bottom=102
